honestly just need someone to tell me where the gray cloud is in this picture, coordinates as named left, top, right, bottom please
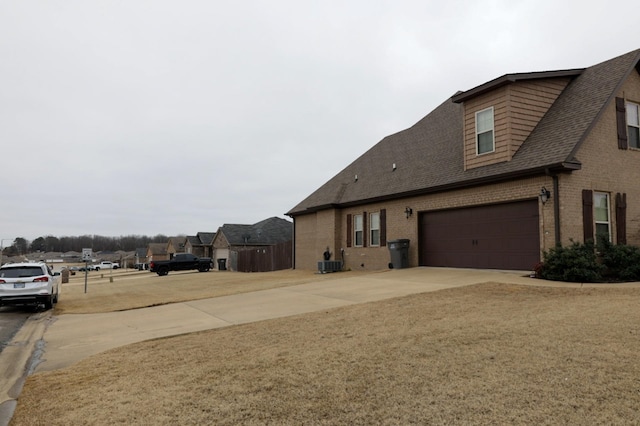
left=1, top=0, right=638, bottom=241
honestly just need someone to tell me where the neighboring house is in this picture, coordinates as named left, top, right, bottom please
left=146, top=243, right=169, bottom=263
left=62, top=251, right=81, bottom=259
left=134, top=247, right=148, bottom=265
left=212, top=217, right=293, bottom=271
left=287, top=49, right=640, bottom=271
left=185, top=236, right=200, bottom=255
left=167, top=236, right=187, bottom=258
left=185, top=232, right=216, bottom=257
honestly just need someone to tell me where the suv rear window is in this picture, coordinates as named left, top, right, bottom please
left=0, top=266, right=45, bottom=278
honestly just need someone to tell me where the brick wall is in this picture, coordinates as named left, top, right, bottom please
left=558, top=71, right=640, bottom=246
left=294, top=177, right=552, bottom=271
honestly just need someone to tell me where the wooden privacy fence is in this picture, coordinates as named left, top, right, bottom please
left=235, top=240, right=292, bottom=272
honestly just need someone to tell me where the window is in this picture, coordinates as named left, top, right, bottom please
left=627, top=102, right=640, bottom=148
left=594, top=192, right=611, bottom=242
left=354, top=214, right=363, bottom=247
left=476, top=107, right=495, bottom=155
left=370, top=212, right=380, bottom=246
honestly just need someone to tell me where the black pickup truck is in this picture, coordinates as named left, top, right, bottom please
left=149, top=253, right=213, bottom=276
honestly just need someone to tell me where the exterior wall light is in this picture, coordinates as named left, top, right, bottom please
left=540, top=187, right=551, bottom=204
left=404, top=207, right=413, bottom=218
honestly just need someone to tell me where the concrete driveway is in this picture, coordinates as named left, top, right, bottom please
left=37, top=267, right=541, bottom=372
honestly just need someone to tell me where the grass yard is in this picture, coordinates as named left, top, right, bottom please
left=10, top=272, right=640, bottom=425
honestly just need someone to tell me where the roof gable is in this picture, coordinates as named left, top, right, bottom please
left=288, top=48, right=640, bottom=215
left=451, top=69, right=584, bottom=103
left=196, top=232, right=216, bottom=245
left=217, top=217, right=293, bottom=246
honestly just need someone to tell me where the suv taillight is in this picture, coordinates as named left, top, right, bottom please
left=33, top=276, right=49, bottom=282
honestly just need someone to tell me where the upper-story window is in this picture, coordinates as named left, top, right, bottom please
left=354, top=214, right=363, bottom=247
left=626, top=102, right=640, bottom=149
left=475, top=107, right=495, bottom=155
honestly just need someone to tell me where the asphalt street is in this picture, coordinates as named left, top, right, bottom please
left=0, top=307, right=32, bottom=354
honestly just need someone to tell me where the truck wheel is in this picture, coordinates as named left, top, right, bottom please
left=95, top=267, right=100, bottom=271
left=157, top=267, right=169, bottom=276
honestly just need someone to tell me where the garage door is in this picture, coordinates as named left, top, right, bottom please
left=419, top=200, right=540, bottom=270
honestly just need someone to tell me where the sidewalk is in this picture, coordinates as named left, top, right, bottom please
left=36, top=267, right=541, bottom=373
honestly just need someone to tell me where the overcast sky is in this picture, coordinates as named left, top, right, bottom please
left=1, top=1, right=638, bottom=242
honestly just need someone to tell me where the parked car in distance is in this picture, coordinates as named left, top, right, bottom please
left=134, top=263, right=149, bottom=271
left=62, top=267, right=76, bottom=276
left=149, top=253, right=212, bottom=276
left=79, top=264, right=96, bottom=272
left=0, top=262, right=61, bottom=310
left=94, top=261, right=119, bottom=271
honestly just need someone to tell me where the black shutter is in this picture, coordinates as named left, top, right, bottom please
left=363, top=211, right=367, bottom=247
left=616, top=193, right=627, bottom=245
left=380, top=209, right=387, bottom=247
left=582, top=189, right=594, bottom=243
left=346, top=214, right=352, bottom=248
left=616, top=97, right=628, bottom=150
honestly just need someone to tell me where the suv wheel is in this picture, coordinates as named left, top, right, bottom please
left=43, top=296, right=54, bottom=310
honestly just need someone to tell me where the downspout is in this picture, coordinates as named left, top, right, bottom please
left=292, top=217, right=296, bottom=270
left=553, top=174, right=561, bottom=245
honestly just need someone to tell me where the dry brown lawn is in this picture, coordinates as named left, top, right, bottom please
left=10, top=271, right=640, bottom=425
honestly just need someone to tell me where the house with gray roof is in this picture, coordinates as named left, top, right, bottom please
left=167, top=236, right=187, bottom=258
left=146, top=243, right=168, bottom=263
left=212, top=217, right=293, bottom=271
left=288, top=48, right=640, bottom=271
left=185, top=232, right=216, bottom=257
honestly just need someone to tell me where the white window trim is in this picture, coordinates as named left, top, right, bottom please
left=370, top=212, right=380, bottom=247
left=594, top=192, right=611, bottom=242
left=354, top=214, right=363, bottom=247
left=626, top=101, right=640, bottom=149
left=475, top=106, right=495, bottom=155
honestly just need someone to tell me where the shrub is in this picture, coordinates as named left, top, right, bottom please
left=540, top=240, right=603, bottom=283
left=599, top=240, right=640, bottom=281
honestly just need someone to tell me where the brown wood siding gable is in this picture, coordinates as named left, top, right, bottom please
left=346, top=214, right=352, bottom=248
left=582, top=189, right=594, bottom=243
left=616, top=193, right=627, bottom=245
left=616, top=97, right=628, bottom=150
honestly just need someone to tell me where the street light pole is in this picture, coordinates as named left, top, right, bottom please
left=0, top=239, right=12, bottom=267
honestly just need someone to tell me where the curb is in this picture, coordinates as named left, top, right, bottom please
left=0, top=311, right=52, bottom=426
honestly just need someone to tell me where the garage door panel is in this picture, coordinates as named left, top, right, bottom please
left=419, top=200, right=540, bottom=270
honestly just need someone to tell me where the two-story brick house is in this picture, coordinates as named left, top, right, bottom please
left=287, top=48, right=640, bottom=271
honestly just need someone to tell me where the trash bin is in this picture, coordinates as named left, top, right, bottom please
left=387, top=239, right=410, bottom=269
left=217, top=258, right=227, bottom=271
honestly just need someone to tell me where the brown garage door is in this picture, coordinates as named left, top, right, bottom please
left=419, top=200, right=540, bottom=270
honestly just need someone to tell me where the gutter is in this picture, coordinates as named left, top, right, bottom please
left=553, top=174, right=561, bottom=245
left=288, top=161, right=580, bottom=216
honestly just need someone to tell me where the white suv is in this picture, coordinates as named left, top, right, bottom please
left=0, top=262, right=61, bottom=310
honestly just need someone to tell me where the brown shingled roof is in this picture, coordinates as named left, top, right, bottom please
left=288, top=48, right=640, bottom=216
